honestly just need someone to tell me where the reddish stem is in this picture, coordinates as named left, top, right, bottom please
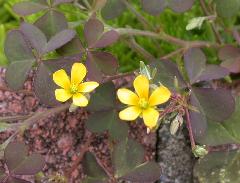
left=184, top=108, right=196, bottom=148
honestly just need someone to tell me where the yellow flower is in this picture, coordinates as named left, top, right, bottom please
left=117, top=75, right=171, bottom=129
left=53, top=63, right=99, bottom=107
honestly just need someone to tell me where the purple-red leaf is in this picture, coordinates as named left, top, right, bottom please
left=4, top=142, right=44, bottom=175
left=196, top=65, right=229, bottom=82
left=20, top=22, right=47, bottom=55
left=13, top=2, right=48, bottom=16
left=84, top=18, right=104, bottom=47
left=101, top=0, right=126, bottom=19
left=189, top=92, right=207, bottom=139
left=35, top=10, right=68, bottom=40
left=90, top=51, right=118, bottom=75
left=53, top=0, right=73, bottom=6
left=7, top=177, right=31, bottom=183
left=43, top=29, right=76, bottom=54
left=121, top=162, right=161, bottom=182
left=141, top=0, right=166, bottom=15
left=192, top=87, right=235, bottom=122
left=184, top=48, right=206, bottom=84
left=168, top=0, right=194, bottom=13
left=219, top=45, right=240, bottom=73
left=92, top=30, right=119, bottom=48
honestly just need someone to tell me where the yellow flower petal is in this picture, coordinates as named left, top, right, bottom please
left=142, top=108, right=159, bottom=128
left=133, top=75, right=149, bottom=99
left=149, top=85, right=171, bottom=106
left=71, top=63, right=87, bottom=84
left=55, top=89, right=72, bottom=102
left=72, top=93, right=88, bottom=107
left=119, top=106, right=141, bottom=121
left=78, top=82, right=99, bottom=93
left=117, top=88, right=139, bottom=105
left=53, top=69, right=70, bottom=89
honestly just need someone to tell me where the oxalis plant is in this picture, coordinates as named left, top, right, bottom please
left=0, top=0, right=240, bottom=182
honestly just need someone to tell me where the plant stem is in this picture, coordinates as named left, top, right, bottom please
left=185, top=108, right=196, bottom=149
left=208, top=144, right=240, bottom=153
left=160, top=48, right=185, bottom=60
left=199, top=0, right=223, bottom=44
left=116, top=28, right=219, bottom=48
left=103, top=71, right=135, bottom=83
left=123, top=37, right=155, bottom=61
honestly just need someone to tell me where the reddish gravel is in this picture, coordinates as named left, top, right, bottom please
left=0, top=68, right=156, bottom=183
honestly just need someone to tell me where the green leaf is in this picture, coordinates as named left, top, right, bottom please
left=186, top=16, right=208, bottom=31
left=82, top=152, right=108, bottom=182
left=86, top=110, right=128, bottom=141
left=215, top=0, right=240, bottom=18
left=87, top=82, right=116, bottom=111
left=194, top=151, right=240, bottom=183
left=113, top=138, right=144, bottom=178
left=5, top=30, right=36, bottom=90
left=0, top=122, right=13, bottom=133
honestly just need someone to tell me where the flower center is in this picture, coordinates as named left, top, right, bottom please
left=70, top=83, right=78, bottom=94
left=138, top=98, right=149, bottom=109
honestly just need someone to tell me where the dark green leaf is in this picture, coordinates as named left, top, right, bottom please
left=35, top=10, right=68, bottom=40
left=86, top=110, right=128, bottom=141
left=82, top=152, right=108, bottom=181
left=121, top=161, right=161, bottom=182
left=13, top=2, right=48, bottom=16
left=113, top=138, right=144, bottom=178
left=87, top=82, right=116, bottom=111
left=57, top=37, right=84, bottom=56
left=101, top=0, right=126, bottom=19
left=5, top=30, right=35, bottom=90
left=194, top=151, right=240, bottom=183
left=215, top=0, right=240, bottom=18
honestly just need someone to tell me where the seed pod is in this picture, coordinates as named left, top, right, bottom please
left=170, top=115, right=183, bottom=135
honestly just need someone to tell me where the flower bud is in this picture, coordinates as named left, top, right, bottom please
left=192, top=145, right=208, bottom=158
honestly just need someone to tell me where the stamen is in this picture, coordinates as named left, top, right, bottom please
left=138, top=98, right=149, bottom=109
left=70, top=83, right=78, bottom=94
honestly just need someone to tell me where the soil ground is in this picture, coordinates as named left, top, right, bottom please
left=0, top=68, right=195, bottom=183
